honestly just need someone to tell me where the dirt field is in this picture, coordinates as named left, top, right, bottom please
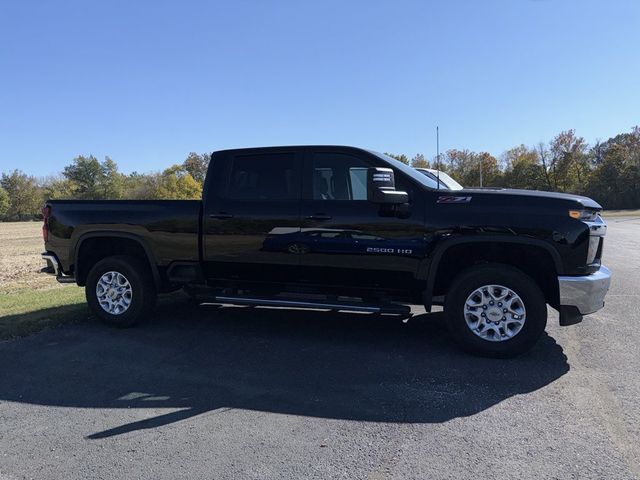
left=0, top=221, right=61, bottom=294
left=0, top=222, right=86, bottom=338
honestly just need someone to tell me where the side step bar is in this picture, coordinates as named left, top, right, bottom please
left=205, top=295, right=411, bottom=315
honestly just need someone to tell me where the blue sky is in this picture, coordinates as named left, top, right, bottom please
left=1, top=0, right=638, bottom=176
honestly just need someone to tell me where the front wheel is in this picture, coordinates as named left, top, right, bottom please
left=86, top=255, right=157, bottom=328
left=444, top=265, right=547, bottom=358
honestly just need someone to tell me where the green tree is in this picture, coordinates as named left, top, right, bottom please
left=585, top=127, right=640, bottom=208
left=0, top=170, right=42, bottom=220
left=0, top=186, right=9, bottom=220
left=548, top=130, right=589, bottom=193
left=41, top=176, right=76, bottom=200
left=384, top=153, right=410, bottom=165
left=62, top=155, right=124, bottom=199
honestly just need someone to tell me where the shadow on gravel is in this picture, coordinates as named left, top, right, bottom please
left=0, top=296, right=569, bottom=439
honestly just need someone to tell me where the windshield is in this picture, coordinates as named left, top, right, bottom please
left=418, top=169, right=464, bottom=190
left=368, top=151, right=464, bottom=191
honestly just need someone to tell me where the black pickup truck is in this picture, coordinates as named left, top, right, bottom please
left=41, top=146, right=611, bottom=357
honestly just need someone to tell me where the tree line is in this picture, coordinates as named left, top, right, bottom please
left=1, top=127, right=639, bottom=221
left=0, top=153, right=209, bottom=221
left=386, top=127, right=639, bottom=210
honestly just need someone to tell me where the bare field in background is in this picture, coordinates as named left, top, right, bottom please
left=0, top=222, right=86, bottom=338
left=0, top=221, right=61, bottom=294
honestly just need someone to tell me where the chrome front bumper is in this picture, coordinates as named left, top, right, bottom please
left=558, top=265, right=612, bottom=315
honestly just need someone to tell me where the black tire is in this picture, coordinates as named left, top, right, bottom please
left=444, top=265, right=547, bottom=358
left=86, top=255, right=157, bottom=328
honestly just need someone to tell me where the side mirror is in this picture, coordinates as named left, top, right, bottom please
left=367, top=167, right=409, bottom=204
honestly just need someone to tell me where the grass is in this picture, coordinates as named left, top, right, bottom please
left=0, top=286, right=88, bottom=340
left=0, top=221, right=91, bottom=340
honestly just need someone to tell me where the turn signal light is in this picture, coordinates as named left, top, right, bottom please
left=569, top=209, right=599, bottom=221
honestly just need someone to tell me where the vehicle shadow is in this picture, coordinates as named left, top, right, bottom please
left=0, top=296, right=569, bottom=439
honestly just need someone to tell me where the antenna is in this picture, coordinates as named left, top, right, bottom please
left=436, top=126, right=440, bottom=190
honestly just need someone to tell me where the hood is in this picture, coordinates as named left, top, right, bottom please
left=458, top=188, right=602, bottom=210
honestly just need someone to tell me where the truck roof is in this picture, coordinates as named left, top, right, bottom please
left=212, top=145, right=372, bottom=155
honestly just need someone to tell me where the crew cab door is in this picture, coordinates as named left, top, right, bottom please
left=202, top=149, right=302, bottom=284
left=297, top=148, right=426, bottom=293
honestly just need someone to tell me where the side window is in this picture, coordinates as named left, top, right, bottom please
left=226, top=153, right=299, bottom=200
left=312, top=153, right=369, bottom=201
left=348, top=168, right=368, bottom=200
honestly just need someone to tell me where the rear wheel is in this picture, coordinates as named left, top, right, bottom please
left=86, top=255, right=157, bottom=327
left=444, top=265, right=547, bottom=357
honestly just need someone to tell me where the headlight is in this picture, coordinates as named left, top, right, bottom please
left=568, top=209, right=600, bottom=222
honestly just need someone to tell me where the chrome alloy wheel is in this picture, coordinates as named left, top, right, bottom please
left=96, top=271, right=133, bottom=315
left=464, top=284, right=526, bottom=342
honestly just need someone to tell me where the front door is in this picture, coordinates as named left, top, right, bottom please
left=297, top=148, right=427, bottom=293
left=202, top=149, right=302, bottom=285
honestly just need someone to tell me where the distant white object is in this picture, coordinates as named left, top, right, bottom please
left=414, top=168, right=464, bottom=191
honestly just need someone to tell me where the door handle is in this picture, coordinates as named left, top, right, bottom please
left=209, top=213, right=234, bottom=219
left=306, top=214, right=332, bottom=221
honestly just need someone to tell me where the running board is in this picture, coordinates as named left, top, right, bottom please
left=204, top=295, right=411, bottom=315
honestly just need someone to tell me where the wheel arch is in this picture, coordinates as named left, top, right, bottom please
left=73, top=232, right=161, bottom=289
left=423, top=236, right=562, bottom=310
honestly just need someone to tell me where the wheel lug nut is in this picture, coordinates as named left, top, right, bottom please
left=489, top=301, right=494, bottom=306
left=503, top=309, right=507, bottom=313
left=483, top=305, right=487, bottom=310
left=481, top=313, right=486, bottom=317
left=498, top=303, right=502, bottom=307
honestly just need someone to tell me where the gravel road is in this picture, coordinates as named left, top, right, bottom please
left=1, top=217, right=639, bottom=479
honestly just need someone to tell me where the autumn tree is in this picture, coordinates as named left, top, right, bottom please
left=502, top=145, right=547, bottom=190
left=152, top=165, right=202, bottom=199
left=410, top=153, right=429, bottom=168
left=182, top=152, right=210, bottom=183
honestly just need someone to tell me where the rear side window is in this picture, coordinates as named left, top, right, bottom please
left=226, top=153, right=299, bottom=200
left=311, top=153, right=370, bottom=201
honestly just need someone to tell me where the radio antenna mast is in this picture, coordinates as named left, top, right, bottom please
left=436, top=126, right=440, bottom=190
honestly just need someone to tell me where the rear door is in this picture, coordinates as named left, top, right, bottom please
left=202, top=149, right=302, bottom=284
left=297, top=148, right=427, bottom=293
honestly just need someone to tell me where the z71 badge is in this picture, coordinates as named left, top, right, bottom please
left=437, top=195, right=472, bottom=204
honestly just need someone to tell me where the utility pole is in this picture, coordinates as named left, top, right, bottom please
left=479, top=155, right=483, bottom=187
left=436, top=126, right=440, bottom=190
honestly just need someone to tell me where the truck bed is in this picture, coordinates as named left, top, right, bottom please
left=45, top=200, right=202, bottom=275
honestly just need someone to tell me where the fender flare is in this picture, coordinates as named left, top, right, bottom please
left=73, top=231, right=161, bottom=288
left=422, top=235, right=563, bottom=309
